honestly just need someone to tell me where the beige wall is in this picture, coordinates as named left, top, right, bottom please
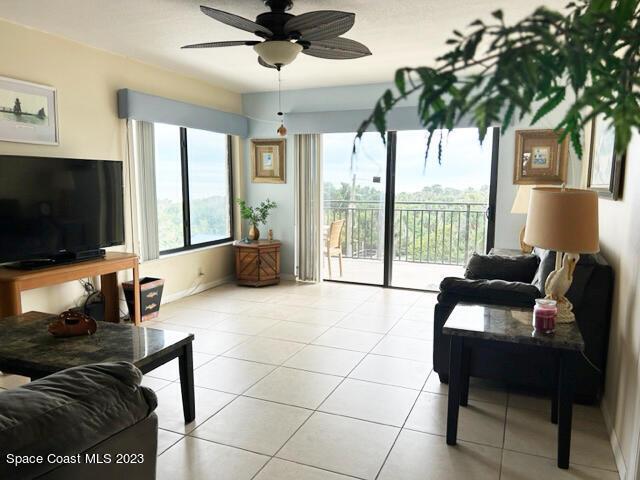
left=600, top=131, right=640, bottom=479
left=0, top=19, right=242, bottom=313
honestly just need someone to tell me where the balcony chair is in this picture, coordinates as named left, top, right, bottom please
left=433, top=248, right=613, bottom=404
left=326, top=219, right=345, bottom=278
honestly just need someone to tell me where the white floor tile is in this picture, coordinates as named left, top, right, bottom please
left=504, top=406, right=617, bottom=471
left=146, top=352, right=215, bottom=381
left=388, top=319, right=434, bottom=340
left=246, top=367, right=342, bottom=409
left=157, top=436, right=269, bottom=480
left=278, top=412, right=399, bottom=480
left=405, top=392, right=506, bottom=448
left=255, top=458, right=354, bottom=480
left=319, top=378, right=419, bottom=426
left=349, top=354, right=431, bottom=390
left=336, top=313, right=399, bottom=334
left=153, top=322, right=251, bottom=355
left=157, top=428, right=183, bottom=455
left=422, top=370, right=508, bottom=406
left=224, top=336, right=305, bottom=365
left=312, top=327, right=383, bottom=352
left=159, top=308, right=232, bottom=329
left=500, top=449, right=619, bottom=480
left=191, top=396, right=311, bottom=455
left=287, top=307, right=346, bottom=326
left=193, top=356, right=275, bottom=393
left=213, top=316, right=280, bottom=335
left=155, top=383, right=236, bottom=434
left=0, top=374, right=29, bottom=389
left=371, top=335, right=433, bottom=363
left=141, top=375, right=172, bottom=392
left=284, top=345, right=365, bottom=376
left=259, top=321, right=329, bottom=343
left=378, top=429, right=501, bottom=480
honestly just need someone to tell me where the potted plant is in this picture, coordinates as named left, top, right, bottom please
left=237, top=198, right=277, bottom=241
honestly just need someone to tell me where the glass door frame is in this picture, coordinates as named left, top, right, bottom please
left=325, top=127, right=500, bottom=292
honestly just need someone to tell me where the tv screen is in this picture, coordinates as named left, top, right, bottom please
left=0, top=155, right=125, bottom=264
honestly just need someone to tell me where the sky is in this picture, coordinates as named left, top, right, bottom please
left=323, top=128, right=494, bottom=195
left=154, top=123, right=229, bottom=202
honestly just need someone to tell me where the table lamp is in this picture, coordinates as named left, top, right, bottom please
left=510, top=185, right=537, bottom=253
left=524, top=187, right=599, bottom=322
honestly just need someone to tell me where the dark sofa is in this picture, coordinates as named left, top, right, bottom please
left=0, top=362, right=158, bottom=480
left=433, top=248, right=613, bottom=403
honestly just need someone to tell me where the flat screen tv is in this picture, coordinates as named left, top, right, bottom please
left=0, top=155, right=124, bottom=268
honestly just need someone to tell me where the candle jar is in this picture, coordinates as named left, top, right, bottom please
left=533, top=299, right=557, bottom=334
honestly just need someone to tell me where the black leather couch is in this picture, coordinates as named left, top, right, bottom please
left=433, top=248, right=613, bottom=404
left=0, top=362, right=158, bottom=480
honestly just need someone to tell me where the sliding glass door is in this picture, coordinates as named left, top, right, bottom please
left=321, top=128, right=498, bottom=290
left=322, top=132, right=387, bottom=285
left=391, top=128, right=497, bottom=290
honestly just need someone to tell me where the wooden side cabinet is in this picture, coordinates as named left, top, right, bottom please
left=233, top=240, right=281, bottom=287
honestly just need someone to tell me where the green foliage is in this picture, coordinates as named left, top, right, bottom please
left=357, top=0, right=640, bottom=160
left=324, top=183, right=489, bottom=265
left=236, top=198, right=277, bottom=226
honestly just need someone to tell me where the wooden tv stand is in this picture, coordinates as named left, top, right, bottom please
left=0, top=252, right=140, bottom=325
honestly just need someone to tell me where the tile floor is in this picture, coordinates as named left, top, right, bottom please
left=0, top=280, right=618, bottom=480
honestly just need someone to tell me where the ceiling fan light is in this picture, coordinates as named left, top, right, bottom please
left=254, top=41, right=302, bottom=67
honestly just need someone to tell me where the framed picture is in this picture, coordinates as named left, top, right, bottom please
left=251, top=138, right=286, bottom=184
left=0, top=76, right=58, bottom=145
left=587, top=115, right=625, bottom=200
left=513, top=129, right=568, bottom=185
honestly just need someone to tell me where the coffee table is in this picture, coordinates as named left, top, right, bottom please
left=443, top=303, right=585, bottom=469
left=0, top=311, right=195, bottom=423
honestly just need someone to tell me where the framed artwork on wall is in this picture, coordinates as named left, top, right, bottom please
left=251, top=138, right=286, bottom=184
left=587, top=115, right=625, bottom=200
left=513, top=129, right=568, bottom=185
left=0, top=76, right=58, bottom=145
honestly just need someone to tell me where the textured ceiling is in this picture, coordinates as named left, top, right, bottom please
left=1, top=0, right=567, bottom=93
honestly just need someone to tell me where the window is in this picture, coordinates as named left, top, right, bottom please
left=154, top=124, right=233, bottom=254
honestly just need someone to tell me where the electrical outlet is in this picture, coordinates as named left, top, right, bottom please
left=198, top=268, right=205, bottom=277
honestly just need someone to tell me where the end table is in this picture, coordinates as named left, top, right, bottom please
left=233, top=240, right=281, bottom=287
left=443, top=303, right=584, bottom=469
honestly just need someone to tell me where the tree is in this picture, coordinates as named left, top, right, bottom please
left=357, top=0, right=639, bottom=160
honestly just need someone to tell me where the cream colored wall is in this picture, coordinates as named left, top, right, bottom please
left=0, top=19, right=242, bottom=313
left=600, top=131, right=640, bottom=479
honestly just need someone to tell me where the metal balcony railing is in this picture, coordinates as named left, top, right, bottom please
left=324, top=200, right=488, bottom=266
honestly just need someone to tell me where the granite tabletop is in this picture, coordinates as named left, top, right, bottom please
left=0, top=311, right=193, bottom=374
left=443, top=303, right=585, bottom=351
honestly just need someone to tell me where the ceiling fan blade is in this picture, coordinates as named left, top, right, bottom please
left=284, top=11, right=355, bottom=41
left=182, top=40, right=259, bottom=49
left=302, top=37, right=372, bottom=59
left=258, top=57, right=277, bottom=69
left=200, top=6, right=273, bottom=38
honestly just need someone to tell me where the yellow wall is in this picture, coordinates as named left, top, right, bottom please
left=0, top=19, right=242, bottom=313
left=600, top=131, right=640, bottom=479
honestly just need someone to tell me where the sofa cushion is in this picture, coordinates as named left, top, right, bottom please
left=0, top=362, right=156, bottom=479
left=465, top=252, right=539, bottom=282
left=439, top=277, right=541, bottom=308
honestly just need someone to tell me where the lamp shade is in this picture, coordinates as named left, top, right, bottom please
left=254, top=41, right=303, bottom=67
left=524, top=187, right=599, bottom=253
left=510, top=185, right=537, bottom=214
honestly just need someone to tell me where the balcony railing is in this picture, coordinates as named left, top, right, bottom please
left=324, top=200, right=488, bottom=266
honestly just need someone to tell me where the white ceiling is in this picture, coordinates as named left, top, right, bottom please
left=1, top=0, right=567, bottom=93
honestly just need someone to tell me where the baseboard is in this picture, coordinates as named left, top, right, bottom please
left=162, top=275, right=234, bottom=304
left=281, top=273, right=296, bottom=281
left=602, top=400, right=627, bottom=480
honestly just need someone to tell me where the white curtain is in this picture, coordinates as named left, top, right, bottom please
left=134, top=121, right=160, bottom=261
left=294, top=134, right=323, bottom=282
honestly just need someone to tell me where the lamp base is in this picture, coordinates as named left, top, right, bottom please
left=544, top=294, right=575, bottom=323
left=519, top=225, right=533, bottom=254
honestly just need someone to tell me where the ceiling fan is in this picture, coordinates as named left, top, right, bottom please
left=182, top=0, right=372, bottom=70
